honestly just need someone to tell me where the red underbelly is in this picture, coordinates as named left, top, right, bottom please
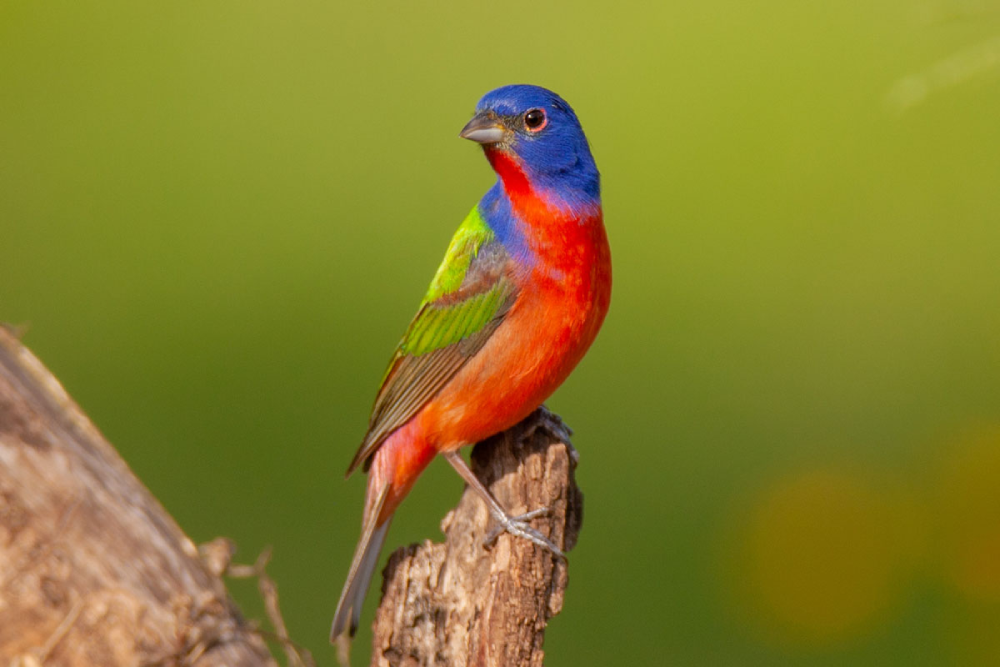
left=417, top=280, right=602, bottom=451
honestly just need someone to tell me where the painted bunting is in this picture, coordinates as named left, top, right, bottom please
left=330, top=84, right=611, bottom=645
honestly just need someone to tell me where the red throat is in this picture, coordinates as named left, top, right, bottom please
left=484, top=148, right=532, bottom=200
left=483, top=147, right=598, bottom=224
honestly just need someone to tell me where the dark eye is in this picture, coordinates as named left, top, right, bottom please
left=524, top=108, right=547, bottom=132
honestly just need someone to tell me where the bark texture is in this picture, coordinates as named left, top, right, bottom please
left=369, top=408, right=583, bottom=667
left=0, top=325, right=584, bottom=667
left=0, top=326, right=276, bottom=667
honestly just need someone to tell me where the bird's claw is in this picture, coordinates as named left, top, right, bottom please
left=484, top=507, right=565, bottom=559
left=525, top=407, right=578, bottom=464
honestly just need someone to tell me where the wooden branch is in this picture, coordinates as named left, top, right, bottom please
left=0, top=325, right=585, bottom=666
left=369, top=408, right=584, bottom=667
left=0, top=326, right=277, bottom=667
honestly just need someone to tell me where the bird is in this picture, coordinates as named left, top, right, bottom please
left=330, top=84, right=612, bottom=648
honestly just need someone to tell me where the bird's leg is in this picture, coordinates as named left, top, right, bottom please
left=483, top=507, right=551, bottom=545
left=443, top=451, right=565, bottom=559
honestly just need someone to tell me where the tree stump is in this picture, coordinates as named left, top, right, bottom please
left=0, top=326, right=276, bottom=666
left=0, top=325, right=584, bottom=667
left=369, top=408, right=583, bottom=667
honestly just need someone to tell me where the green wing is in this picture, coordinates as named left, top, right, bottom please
left=346, top=206, right=517, bottom=475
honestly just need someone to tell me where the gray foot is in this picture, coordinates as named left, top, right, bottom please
left=527, top=406, right=578, bottom=465
left=484, top=506, right=565, bottom=559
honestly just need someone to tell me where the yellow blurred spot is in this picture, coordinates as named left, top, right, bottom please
left=733, top=469, right=918, bottom=646
left=937, top=426, right=1000, bottom=601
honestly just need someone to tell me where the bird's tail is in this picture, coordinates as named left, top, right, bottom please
left=331, top=481, right=391, bottom=662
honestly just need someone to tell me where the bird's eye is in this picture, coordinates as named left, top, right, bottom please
left=524, top=108, right=547, bottom=132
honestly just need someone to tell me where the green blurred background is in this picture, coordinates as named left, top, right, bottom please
left=4, top=0, right=1000, bottom=664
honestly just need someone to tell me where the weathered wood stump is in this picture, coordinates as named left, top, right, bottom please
left=0, top=325, right=583, bottom=667
left=369, top=408, right=583, bottom=667
left=0, top=326, right=276, bottom=666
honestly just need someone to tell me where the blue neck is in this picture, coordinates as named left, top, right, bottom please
left=478, top=184, right=534, bottom=267
left=520, top=152, right=601, bottom=205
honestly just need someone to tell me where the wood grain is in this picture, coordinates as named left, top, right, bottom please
left=369, top=408, right=583, bottom=667
left=0, top=326, right=275, bottom=666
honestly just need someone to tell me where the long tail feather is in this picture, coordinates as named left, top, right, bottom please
left=331, top=483, right=391, bottom=647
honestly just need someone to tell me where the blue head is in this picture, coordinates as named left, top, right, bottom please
left=460, top=85, right=600, bottom=201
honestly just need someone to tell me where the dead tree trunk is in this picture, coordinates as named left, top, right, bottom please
left=0, top=325, right=584, bottom=667
left=369, top=408, right=584, bottom=667
left=0, top=326, right=277, bottom=666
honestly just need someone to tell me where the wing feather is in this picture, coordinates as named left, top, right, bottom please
left=345, top=208, right=516, bottom=475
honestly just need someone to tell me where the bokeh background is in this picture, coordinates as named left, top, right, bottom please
left=4, top=0, right=1000, bottom=664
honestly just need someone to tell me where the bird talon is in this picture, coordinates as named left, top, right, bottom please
left=484, top=526, right=503, bottom=546
left=482, top=507, right=564, bottom=558
left=525, top=407, right=575, bottom=448
left=517, top=507, right=551, bottom=521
